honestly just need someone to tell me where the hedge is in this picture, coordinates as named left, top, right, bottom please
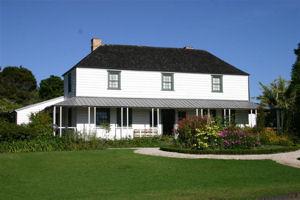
left=160, top=145, right=300, bottom=155
left=0, top=136, right=174, bottom=153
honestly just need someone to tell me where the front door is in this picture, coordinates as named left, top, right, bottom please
left=161, top=109, right=175, bottom=135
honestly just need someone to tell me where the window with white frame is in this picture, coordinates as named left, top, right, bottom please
left=108, top=71, right=121, bottom=89
left=212, top=75, right=223, bottom=92
left=162, top=73, right=174, bottom=91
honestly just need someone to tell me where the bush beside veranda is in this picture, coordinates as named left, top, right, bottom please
left=175, top=116, right=294, bottom=151
left=219, top=127, right=260, bottom=149
left=0, top=112, right=52, bottom=142
left=259, top=128, right=294, bottom=146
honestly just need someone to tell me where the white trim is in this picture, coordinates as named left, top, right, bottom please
left=94, top=107, right=96, bottom=125
left=53, top=106, right=56, bottom=136
left=121, top=107, right=123, bottom=138
left=59, top=106, right=62, bottom=137
left=15, top=96, right=64, bottom=112
left=126, top=107, right=129, bottom=133
left=88, top=107, right=91, bottom=133
left=157, top=108, right=160, bottom=134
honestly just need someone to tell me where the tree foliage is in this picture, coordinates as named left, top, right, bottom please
left=258, top=43, right=300, bottom=136
left=287, top=43, right=300, bottom=135
left=258, top=77, right=293, bottom=133
left=258, top=77, right=291, bottom=110
left=39, top=75, right=63, bottom=100
left=0, top=66, right=38, bottom=105
left=0, top=99, right=20, bottom=113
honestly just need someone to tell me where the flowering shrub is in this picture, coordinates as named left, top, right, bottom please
left=219, top=127, right=260, bottom=149
left=195, top=124, right=220, bottom=149
left=177, top=116, right=210, bottom=147
left=176, top=116, right=221, bottom=149
left=259, top=128, right=293, bottom=146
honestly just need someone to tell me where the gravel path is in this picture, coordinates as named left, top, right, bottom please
left=134, top=148, right=300, bottom=168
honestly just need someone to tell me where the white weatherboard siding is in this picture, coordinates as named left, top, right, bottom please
left=74, top=68, right=249, bottom=100
left=15, top=97, right=64, bottom=125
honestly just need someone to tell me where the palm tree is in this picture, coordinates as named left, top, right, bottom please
left=257, top=77, right=291, bottom=132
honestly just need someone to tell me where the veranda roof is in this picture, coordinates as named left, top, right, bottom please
left=55, top=97, right=258, bottom=109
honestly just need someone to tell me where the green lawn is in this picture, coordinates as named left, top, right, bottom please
left=0, top=150, right=300, bottom=200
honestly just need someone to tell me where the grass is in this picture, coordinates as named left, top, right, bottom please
left=1, top=149, right=300, bottom=200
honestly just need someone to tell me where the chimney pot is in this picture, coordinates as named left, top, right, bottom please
left=91, top=38, right=102, bottom=52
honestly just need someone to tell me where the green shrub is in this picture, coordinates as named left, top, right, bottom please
left=195, top=123, right=221, bottom=149
left=0, top=120, right=34, bottom=141
left=160, top=145, right=300, bottom=155
left=0, top=111, right=52, bottom=142
left=0, top=134, right=174, bottom=153
left=259, top=128, right=294, bottom=146
left=28, top=111, right=52, bottom=136
left=0, top=135, right=106, bottom=153
left=104, top=136, right=173, bottom=148
left=177, top=116, right=211, bottom=147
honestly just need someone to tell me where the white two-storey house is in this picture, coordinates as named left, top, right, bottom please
left=16, top=38, right=258, bottom=139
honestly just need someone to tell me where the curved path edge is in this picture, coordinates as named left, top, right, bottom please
left=134, top=148, right=300, bottom=169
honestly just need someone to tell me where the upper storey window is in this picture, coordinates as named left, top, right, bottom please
left=108, top=71, right=121, bottom=90
left=211, top=75, right=223, bottom=92
left=162, top=73, right=174, bottom=91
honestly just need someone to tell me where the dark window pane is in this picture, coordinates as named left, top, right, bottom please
left=210, top=109, right=216, bottom=118
left=68, top=73, right=72, bottom=93
left=178, top=111, right=186, bottom=121
left=96, top=108, right=110, bottom=126
left=117, top=108, right=132, bottom=127
left=68, top=108, right=72, bottom=127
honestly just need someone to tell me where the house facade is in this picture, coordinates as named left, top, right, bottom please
left=52, top=38, right=257, bottom=139
left=16, top=38, right=258, bottom=139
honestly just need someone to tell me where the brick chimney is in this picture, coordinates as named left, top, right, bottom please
left=91, top=38, right=102, bottom=52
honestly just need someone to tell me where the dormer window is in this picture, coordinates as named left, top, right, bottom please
left=162, top=73, right=174, bottom=91
left=212, top=75, right=223, bottom=92
left=108, top=71, right=121, bottom=90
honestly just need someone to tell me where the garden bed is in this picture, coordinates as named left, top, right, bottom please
left=160, top=145, right=300, bottom=155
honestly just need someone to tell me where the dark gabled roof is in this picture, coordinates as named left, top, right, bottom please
left=63, top=45, right=249, bottom=76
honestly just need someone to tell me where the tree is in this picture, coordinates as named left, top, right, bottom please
left=0, top=66, right=38, bottom=106
left=257, top=77, right=291, bottom=132
left=287, top=43, right=300, bottom=135
left=39, top=75, right=63, bottom=100
left=0, top=99, right=20, bottom=113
